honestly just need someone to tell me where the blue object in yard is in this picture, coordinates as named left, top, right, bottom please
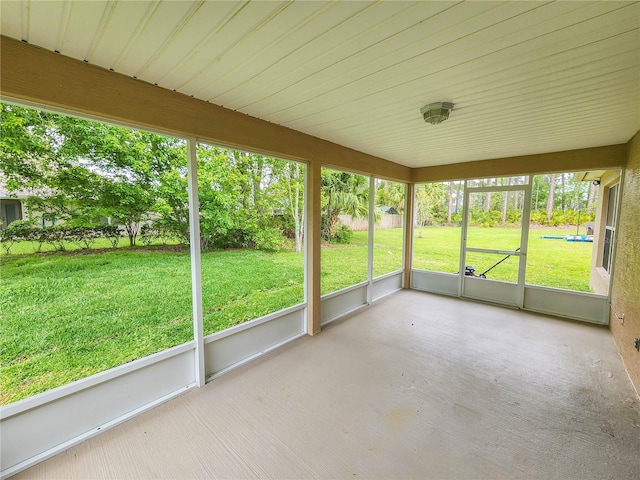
left=566, top=235, right=593, bottom=242
left=540, top=235, right=567, bottom=240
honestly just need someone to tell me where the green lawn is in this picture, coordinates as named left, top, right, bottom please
left=413, top=226, right=593, bottom=291
left=0, top=226, right=591, bottom=404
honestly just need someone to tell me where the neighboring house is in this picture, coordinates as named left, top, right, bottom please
left=379, top=205, right=399, bottom=215
left=0, top=183, right=59, bottom=229
left=0, top=186, right=27, bottom=229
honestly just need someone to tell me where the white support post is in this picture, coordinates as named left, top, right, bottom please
left=303, top=162, right=309, bottom=334
left=367, top=176, right=375, bottom=304
left=458, top=181, right=470, bottom=297
left=517, top=179, right=533, bottom=309
left=402, top=182, right=413, bottom=289
left=186, top=138, right=205, bottom=387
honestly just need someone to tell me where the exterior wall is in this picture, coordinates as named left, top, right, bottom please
left=610, top=131, right=640, bottom=395
left=0, top=198, right=24, bottom=228
left=590, top=170, right=621, bottom=295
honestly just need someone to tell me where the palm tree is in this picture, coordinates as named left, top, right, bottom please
left=321, top=169, right=370, bottom=241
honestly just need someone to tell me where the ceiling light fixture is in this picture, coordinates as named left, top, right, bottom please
left=420, top=102, right=454, bottom=125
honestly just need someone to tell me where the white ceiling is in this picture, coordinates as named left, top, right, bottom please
left=1, top=1, right=639, bottom=168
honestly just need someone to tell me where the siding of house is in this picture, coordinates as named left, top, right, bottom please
left=610, top=131, right=640, bottom=394
left=0, top=198, right=24, bottom=229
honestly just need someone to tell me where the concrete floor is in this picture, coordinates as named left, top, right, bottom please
left=14, top=290, right=640, bottom=479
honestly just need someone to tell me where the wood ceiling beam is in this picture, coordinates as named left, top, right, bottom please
left=412, top=144, right=628, bottom=183
left=0, top=36, right=411, bottom=182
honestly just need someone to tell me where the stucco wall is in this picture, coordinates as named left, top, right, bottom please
left=590, top=170, right=621, bottom=295
left=610, top=131, right=640, bottom=395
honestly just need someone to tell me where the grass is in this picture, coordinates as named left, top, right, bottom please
left=0, top=226, right=591, bottom=404
left=413, top=226, right=593, bottom=291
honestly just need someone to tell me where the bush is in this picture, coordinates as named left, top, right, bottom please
left=529, top=210, right=547, bottom=225
left=0, top=223, right=122, bottom=254
left=331, top=224, right=353, bottom=244
left=505, top=208, right=522, bottom=224
left=45, top=226, right=69, bottom=251
left=101, top=225, right=121, bottom=248
left=0, top=220, right=36, bottom=254
left=251, top=226, right=289, bottom=252
left=470, top=209, right=502, bottom=227
left=68, top=226, right=103, bottom=250
left=140, top=222, right=177, bottom=247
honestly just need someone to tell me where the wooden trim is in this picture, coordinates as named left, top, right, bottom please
left=0, top=36, right=410, bottom=183
left=412, top=144, right=628, bottom=183
left=306, top=162, right=322, bottom=336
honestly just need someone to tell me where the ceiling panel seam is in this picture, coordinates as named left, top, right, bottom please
left=274, top=28, right=638, bottom=128
left=110, top=1, right=160, bottom=71
left=274, top=12, right=637, bottom=126
left=134, top=1, right=206, bottom=79
left=83, top=0, right=117, bottom=63
left=20, top=0, right=29, bottom=41
left=154, top=1, right=248, bottom=87
left=53, top=1, right=72, bottom=54
left=235, top=1, right=464, bottom=112
left=257, top=8, right=637, bottom=124
left=178, top=1, right=294, bottom=95
left=206, top=1, right=369, bottom=103
left=309, top=55, right=640, bottom=132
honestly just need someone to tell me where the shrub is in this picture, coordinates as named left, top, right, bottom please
left=331, top=224, right=353, bottom=244
left=0, top=220, right=36, bottom=254
left=45, top=226, right=70, bottom=251
left=529, top=210, right=547, bottom=225
left=101, top=225, right=121, bottom=248
left=505, top=209, right=522, bottom=224
left=140, top=222, right=178, bottom=247
left=252, top=227, right=289, bottom=252
left=1, top=223, right=122, bottom=254
left=68, top=226, right=103, bottom=250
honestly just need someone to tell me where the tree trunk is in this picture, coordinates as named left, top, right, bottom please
left=484, top=178, right=492, bottom=211
left=254, top=161, right=264, bottom=217
left=124, top=222, right=139, bottom=247
left=286, top=162, right=303, bottom=253
left=447, top=182, right=453, bottom=225
left=502, top=178, right=510, bottom=224
left=587, top=182, right=597, bottom=213
left=327, top=208, right=340, bottom=240
left=546, top=174, right=556, bottom=222
left=560, top=173, right=566, bottom=212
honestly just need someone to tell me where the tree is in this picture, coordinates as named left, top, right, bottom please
left=447, top=182, right=454, bottom=224
left=546, top=174, right=556, bottom=222
left=501, top=177, right=511, bottom=224
left=587, top=182, right=597, bottom=213
left=0, top=103, right=188, bottom=246
left=278, top=160, right=304, bottom=253
left=484, top=178, right=493, bottom=211
left=321, top=169, right=369, bottom=242
left=375, top=180, right=405, bottom=214
left=414, top=183, right=447, bottom=236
